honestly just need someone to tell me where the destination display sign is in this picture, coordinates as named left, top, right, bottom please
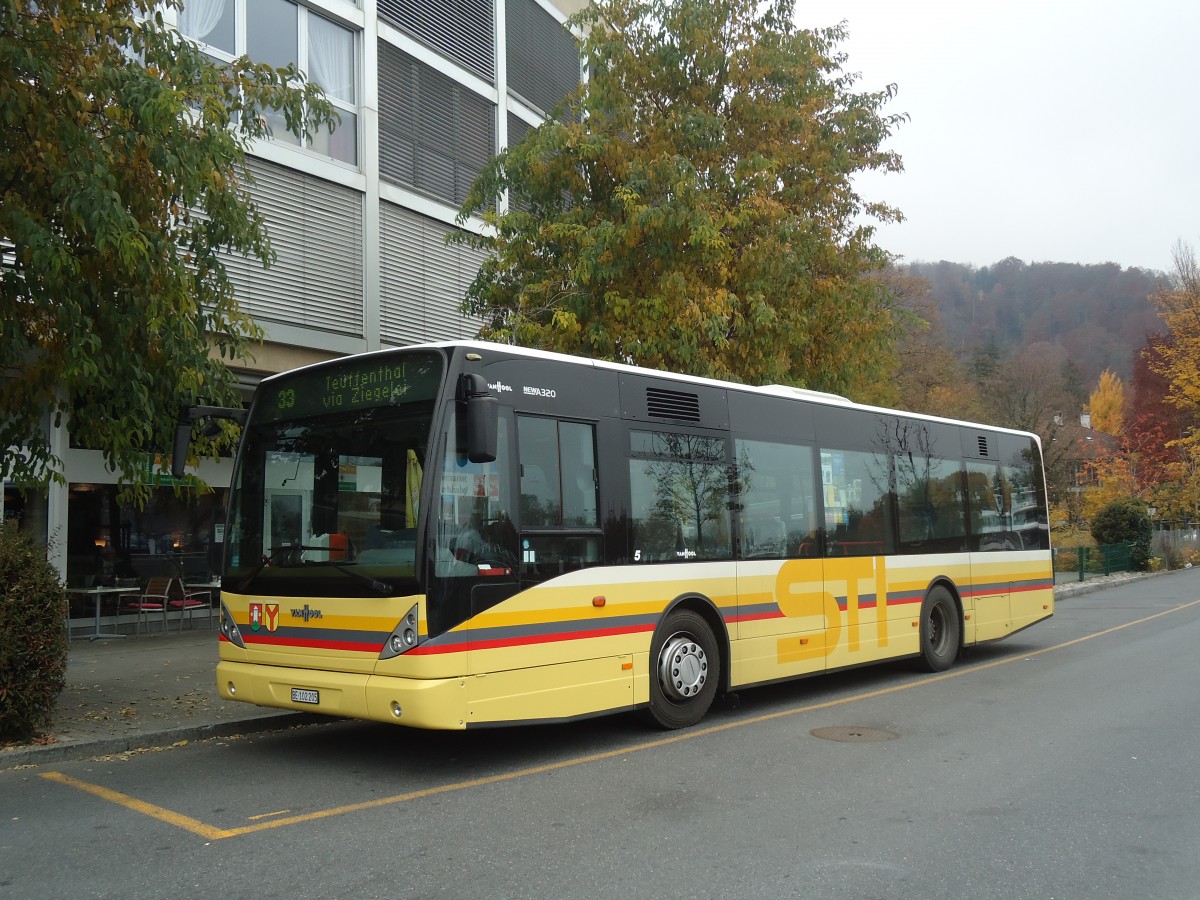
left=257, top=351, right=445, bottom=423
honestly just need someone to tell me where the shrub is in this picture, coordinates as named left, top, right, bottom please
left=1090, top=497, right=1153, bottom=572
left=0, top=521, right=69, bottom=742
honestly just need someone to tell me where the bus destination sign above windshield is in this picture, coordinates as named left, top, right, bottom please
left=259, top=352, right=444, bottom=422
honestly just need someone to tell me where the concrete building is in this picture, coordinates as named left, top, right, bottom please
left=1, top=0, right=583, bottom=606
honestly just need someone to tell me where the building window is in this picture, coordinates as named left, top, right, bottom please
left=178, top=0, right=359, bottom=165
left=377, top=0, right=494, bottom=83
left=506, top=0, right=579, bottom=116
left=378, top=41, right=495, bottom=206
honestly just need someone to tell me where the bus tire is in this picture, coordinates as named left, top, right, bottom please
left=646, top=609, right=720, bottom=729
left=919, top=585, right=961, bottom=672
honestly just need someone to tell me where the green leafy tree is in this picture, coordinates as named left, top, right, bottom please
left=1090, top=496, right=1152, bottom=571
left=457, top=0, right=906, bottom=394
left=0, top=0, right=335, bottom=504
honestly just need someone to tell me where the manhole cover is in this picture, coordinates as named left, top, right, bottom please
left=810, top=726, right=900, bottom=743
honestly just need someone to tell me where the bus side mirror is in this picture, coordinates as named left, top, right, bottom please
left=171, top=411, right=193, bottom=480
left=171, top=405, right=249, bottom=479
left=457, top=374, right=498, bottom=464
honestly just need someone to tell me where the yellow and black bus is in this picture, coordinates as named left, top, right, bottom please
left=205, top=341, right=1053, bottom=730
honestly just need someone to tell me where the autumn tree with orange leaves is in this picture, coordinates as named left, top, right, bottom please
left=1088, top=370, right=1125, bottom=435
left=1147, top=242, right=1200, bottom=523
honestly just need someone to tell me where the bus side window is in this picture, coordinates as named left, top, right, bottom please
left=629, top=430, right=732, bottom=561
left=734, top=438, right=816, bottom=560
left=819, top=446, right=895, bottom=556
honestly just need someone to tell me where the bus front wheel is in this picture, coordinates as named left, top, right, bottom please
left=919, top=585, right=961, bottom=672
left=646, top=609, right=720, bottom=729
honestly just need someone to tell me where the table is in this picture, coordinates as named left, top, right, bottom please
left=66, top=586, right=129, bottom=641
left=185, top=581, right=222, bottom=593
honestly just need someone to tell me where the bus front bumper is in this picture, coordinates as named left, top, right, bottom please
left=216, top=660, right=468, bottom=730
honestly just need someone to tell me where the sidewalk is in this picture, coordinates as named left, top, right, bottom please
left=1, top=626, right=319, bottom=769
left=0, top=572, right=1164, bottom=768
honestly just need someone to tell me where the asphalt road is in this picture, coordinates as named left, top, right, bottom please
left=3, top=569, right=1199, bottom=900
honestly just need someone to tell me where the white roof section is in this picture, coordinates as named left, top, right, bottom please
left=268, top=339, right=1041, bottom=444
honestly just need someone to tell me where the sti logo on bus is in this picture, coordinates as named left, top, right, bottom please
left=774, top=557, right=889, bottom=663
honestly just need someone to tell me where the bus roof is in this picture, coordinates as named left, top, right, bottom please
left=266, top=339, right=1042, bottom=447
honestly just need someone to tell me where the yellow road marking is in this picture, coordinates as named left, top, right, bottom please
left=247, top=810, right=292, bottom=821
left=41, top=597, right=1200, bottom=841
left=38, top=772, right=228, bottom=841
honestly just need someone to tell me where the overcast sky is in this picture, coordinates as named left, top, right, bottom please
left=793, top=0, right=1199, bottom=274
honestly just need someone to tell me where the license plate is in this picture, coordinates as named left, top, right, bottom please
left=291, top=688, right=319, bottom=705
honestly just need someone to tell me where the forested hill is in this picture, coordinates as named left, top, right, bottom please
left=901, top=258, right=1166, bottom=383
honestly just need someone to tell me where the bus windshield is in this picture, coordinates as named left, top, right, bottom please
left=225, top=351, right=444, bottom=598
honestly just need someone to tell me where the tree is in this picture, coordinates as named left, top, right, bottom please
left=456, top=0, right=906, bottom=395
left=1148, top=242, right=1200, bottom=524
left=886, top=269, right=982, bottom=419
left=1087, top=369, right=1125, bottom=435
left=1090, top=496, right=1152, bottom=571
left=1124, top=335, right=1186, bottom=510
left=973, top=342, right=1076, bottom=504
left=0, top=0, right=335, bottom=504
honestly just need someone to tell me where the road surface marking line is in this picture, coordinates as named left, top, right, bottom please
left=39, top=771, right=231, bottom=840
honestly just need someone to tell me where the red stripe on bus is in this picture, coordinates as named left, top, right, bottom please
left=241, top=635, right=385, bottom=653
left=409, top=623, right=654, bottom=655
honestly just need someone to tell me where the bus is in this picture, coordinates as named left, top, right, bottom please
left=193, top=341, right=1054, bottom=730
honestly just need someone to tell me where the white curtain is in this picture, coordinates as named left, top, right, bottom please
left=178, top=0, right=227, bottom=41
left=307, top=15, right=354, bottom=104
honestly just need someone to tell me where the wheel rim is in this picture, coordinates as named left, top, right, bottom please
left=657, top=632, right=709, bottom=702
left=928, top=601, right=948, bottom=654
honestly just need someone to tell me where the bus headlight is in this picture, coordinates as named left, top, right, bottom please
left=380, top=603, right=421, bottom=659
left=220, top=603, right=246, bottom=648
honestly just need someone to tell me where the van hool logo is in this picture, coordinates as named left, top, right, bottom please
left=291, top=604, right=324, bottom=622
left=249, top=603, right=280, bottom=632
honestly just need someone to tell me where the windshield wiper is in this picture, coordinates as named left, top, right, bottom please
left=308, top=559, right=393, bottom=595
left=232, top=544, right=303, bottom=593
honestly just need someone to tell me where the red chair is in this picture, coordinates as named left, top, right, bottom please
left=167, top=577, right=214, bottom=631
left=116, top=577, right=170, bottom=634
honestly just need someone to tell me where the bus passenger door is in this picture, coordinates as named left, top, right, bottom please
left=515, top=416, right=604, bottom=590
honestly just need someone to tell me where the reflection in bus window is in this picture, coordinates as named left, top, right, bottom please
left=896, top=455, right=966, bottom=553
left=435, top=417, right=515, bottom=575
left=629, top=431, right=731, bottom=562
left=820, top=447, right=895, bottom=556
left=734, top=439, right=816, bottom=559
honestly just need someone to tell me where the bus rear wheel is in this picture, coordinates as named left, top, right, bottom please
left=919, top=585, right=961, bottom=672
left=646, top=609, right=720, bottom=729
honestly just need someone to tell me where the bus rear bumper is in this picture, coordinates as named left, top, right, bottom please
left=216, top=660, right=468, bottom=730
